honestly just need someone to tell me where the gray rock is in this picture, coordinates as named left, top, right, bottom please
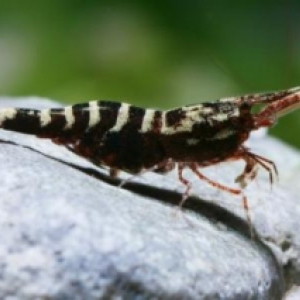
left=285, top=285, right=300, bottom=300
left=0, top=97, right=299, bottom=299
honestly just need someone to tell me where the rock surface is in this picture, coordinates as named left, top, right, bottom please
left=0, top=97, right=299, bottom=299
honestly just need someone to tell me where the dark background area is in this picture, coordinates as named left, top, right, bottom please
left=0, top=0, right=299, bottom=147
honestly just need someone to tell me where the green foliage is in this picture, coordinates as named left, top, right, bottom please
left=0, top=0, right=299, bottom=147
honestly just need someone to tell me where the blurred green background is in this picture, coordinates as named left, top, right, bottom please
left=0, top=0, right=299, bottom=147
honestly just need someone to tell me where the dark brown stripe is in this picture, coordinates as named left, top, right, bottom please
left=70, top=103, right=89, bottom=133
left=72, top=102, right=91, bottom=111
left=152, top=110, right=162, bottom=134
left=165, top=108, right=185, bottom=127
left=98, top=101, right=121, bottom=131
left=166, top=108, right=186, bottom=127
left=2, top=109, right=41, bottom=134
left=44, top=108, right=67, bottom=133
left=128, top=106, right=146, bottom=129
